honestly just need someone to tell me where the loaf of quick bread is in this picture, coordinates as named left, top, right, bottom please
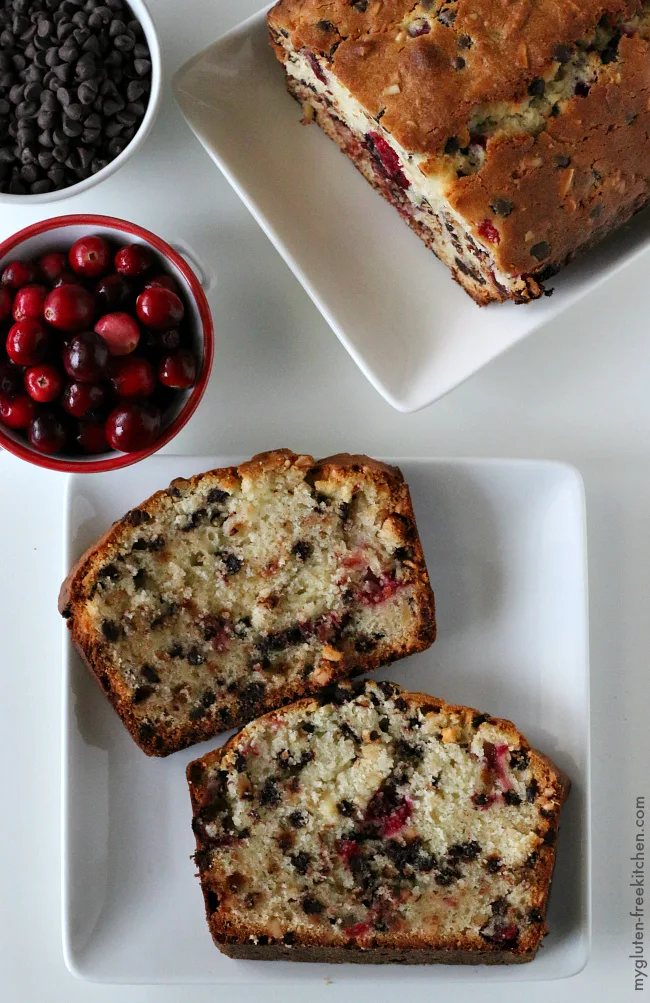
left=268, top=0, right=650, bottom=304
left=187, top=679, right=569, bottom=964
left=59, top=450, right=436, bottom=755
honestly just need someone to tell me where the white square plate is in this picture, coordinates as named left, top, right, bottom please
left=172, top=7, right=650, bottom=413
left=62, top=456, right=590, bottom=985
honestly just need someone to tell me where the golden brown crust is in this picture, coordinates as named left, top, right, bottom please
left=269, top=0, right=650, bottom=289
left=187, top=682, right=569, bottom=964
left=61, top=450, right=436, bottom=756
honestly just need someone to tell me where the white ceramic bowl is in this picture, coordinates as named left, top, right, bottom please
left=0, top=0, right=162, bottom=206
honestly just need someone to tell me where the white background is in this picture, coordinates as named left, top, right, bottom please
left=1, top=0, right=649, bottom=1000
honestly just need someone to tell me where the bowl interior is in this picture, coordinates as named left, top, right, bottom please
left=0, top=221, right=208, bottom=468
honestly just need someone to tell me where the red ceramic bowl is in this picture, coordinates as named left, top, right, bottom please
left=0, top=215, right=214, bottom=472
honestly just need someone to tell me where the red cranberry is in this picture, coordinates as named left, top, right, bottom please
left=95, top=312, right=140, bottom=356
left=95, top=273, right=132, bottom=312
left=142, top=328, right=181, bottom=353
left=53, top=271, right=79, bottom=287
left=6, top=319, right=51, bottom=366
left=136, top=287, right=184, bottom=330
left=1, top=260, right=36, bottom=289
left=0, top=286, right=12, bottom=321
left=115, top=244, right=154, bottom=277
left=44, top=284, right=95, bottom=332
left=109, top=355, right=155, bottom=398
left=63, top=331, right=109, bottom=382
left=478, top=219, right=500, bottom=244
left=24, top=363, right=64, bottom=403
left=76, top=419, right=109, bottom=454
left=12, top=284, right=48, bottom=322
left=28, top=409, right=69, bottom=454
left=0, top=361, right=21, bottom=398
left=38, top=252, right=69, bottom=284
left=0, top=393, right=37, bottom=429
left=158, top=349, right=197, bottom=389
left=62, top=380, right=106, bottom=419
left=144, top=273, right=181, bottom=295
left=69, top=235, right=112, bottom=279
left=106, top=402, right=161, bottom=452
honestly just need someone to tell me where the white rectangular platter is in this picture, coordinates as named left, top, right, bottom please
left=62, top=456, right=590, bottom=984
left=173, top=7, right=650, bottom=412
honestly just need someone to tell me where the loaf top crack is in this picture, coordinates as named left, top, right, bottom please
left=187, top=679, right=569, bottom=964
left=59, top=450, right=436, bottom=755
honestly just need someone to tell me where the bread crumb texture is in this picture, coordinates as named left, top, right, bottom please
left=187, top=680, right=568, bottom=963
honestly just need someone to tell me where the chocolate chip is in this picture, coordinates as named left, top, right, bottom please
left=222, top=552, right=242, bottom=574
left=526, top=851, right=539, bottom=868
left=553, top=44, right=571, bottom=63
left=316, top=19, right=336, bottom=31
left=187, top=646, right=205, bottom=666
left=444, top=136, right=459, bottom=155
left=302, top=896, right=323, bottom=915
left=526, top=779, right=538, bottom=803
left=126, top=508, right=150, bottom=527
left=201, top=690, right=216, bottom=708
left=574, top=81, right=590, bottom=98
left=289, top=810, right=306, bottom=828
left=452, top=56, right=465, bottom=70
left=528, top=908, right=544, bottom=923
left=457, top=33, right=472, bottom=49
left=530, top=241, right=551, bottom=260
left=141, top=664, right=160, bottom=684
left=491, top=896, right=508, bottom=916
left=540, top=807, right=555, bottom=819
left=291, top=852, right=311, bottom=875
left=490, top=197, right=514, bottom=217
left=292, top=540, right=312, bottom=560
left=503, top=790, right=522, bottom=806
left=259, top=777, right=281, bottom=807
left=486, top=856, right=501, bottom=873
left=438, top=9, right=456, bottom=25
left=354, top=635, right=376, bottom=653
left=138, top=721, right=155, bottom=745
left=189, top=706, right=206, bottom=721
left=509, top=749, right=530, bottom=770
left=395, top=738, right=423, bottom=761
left=527, top=77, right=545, bottom=97
left=205, top=889, right=220, bottom=912
left=472, top=792, right=491, bottom=806
left=448, top=840, right=481, bottom=861
left=133, top=685, right=153, bottom=704
left=555, top=155, right=571, bottom=168
left=283, top=931, right=297, bottom=945
left=101, top=618, right=120, bottom=641
left=337, top=799, right=356, bottom=817
left=168, top=643, right=184, bottom=658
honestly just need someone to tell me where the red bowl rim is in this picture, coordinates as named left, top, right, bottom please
left=0, top=214, right=214, bottom=473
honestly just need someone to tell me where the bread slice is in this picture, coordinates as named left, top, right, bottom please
left=59, top=450, right=436, bottom=756
left=186, top=679, right=569, bottom=965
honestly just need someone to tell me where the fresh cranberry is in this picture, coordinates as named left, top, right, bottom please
left=44, top=284, right=95, bottom=332
left=94, top=312, right=140, bottom=356
left=115, top=244, right=154, bottom=277
left=136, top=287, right=184, bottom=330
left=478, top=219, right=500, bottom=244
left=106, top=401, right=161, bottom=452
left=109, top=355, right=155, bottom=398
left=0, top=361, right=21, bottom=398
left=62, top=380, right=107, bottom=418
left=142, top=328, right=181, bottom=353
left=144, top=273, right=181, bottom=295
left=0, top=286, right=12, bottom=321
left=69, top=235, right=112, bottom=279
left=12, top=284, right=48, bottom=322
left=1, top=260, right=36, bottom=289
left=0, top=393, right=37, bottom=429
left=38, top=252, right=69, bottom=284
left=95, top=273, right=132, bottom=312
left=53, top=271, right=79, bottom=287
left=6, top=319, right=51, bottom=366
left=63, top=331, right=109, bottom=382
left=24, top=364, right=64, bottom=403
left=28, top=409, right=69, bottom=454
left=158, top=349, right=196, bottom=389
left=304, top=49, right=327, bottom=84
left=76, top=419, right=109, bottom=453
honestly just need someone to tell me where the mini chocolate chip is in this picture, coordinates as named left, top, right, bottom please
left=259, top=777, right=281, bottom=807
left=206, top=889, right=220, bottom=912
left=528, top=908, right=544, bottom=923
left=99, top=673, right=110, bottom=691
left=472, top=792, right=490, bottom=806
left=448, top=840, right=481, bottom=861
left=526, top=851, right=539, bottom=868
left=138, top=722, right=155, bottom=744
left=202, top=690, right=216, bottom=708
left=527, top=77, right=545, bottom=97
left=379, top=717, right=390, bottom=733
left=509, top=749, right=530, bottom=770
left=540, top=807, right=555, bottom=819
left=101, top=618, right=120, bottom=641
left=291, top=852, right=311, bottom=875
left=289, top=810, right=306, bottom=828
left=133, top=685, right=153, bottom=704
left=283, top=931, right=297, bottom=945
left=168, top=486, right=182, bottom=499
left=188, top=762, right=204, bottom=786
left=526, top=779, right=538, bottom=803
left=316, top=19, right=336, bottom=31
left=452, top=56, right=465, bottom=70
left=553, top=44, right=571, bottom=63
left=491, top=896, right=508, bottom=916
left=302, top=896, right=323, bottom=915
left=187, top=646, right=205, bottom=666
left=222, top=552, right=242, bottom=574
left=189, top=706, right=206, bottom=721
left=530, top=241, right=551, bottom=260
left=394, top=697, right=408, bottom=712
left=168, top=643, right=184, bottom=658
left=292, top=540, right=312, bottom=560
left=574, top=81, right=590, bottom=98
left=300, top=721, right=315, bottom=734
left=486, top=856, right=501, bottom=873
left=438, top=9, right=456, bottom=25
left=457, top=33, right=472, bottom=49
left=444, top=136, right=459, bottom=155
left=141, top=664, right=160, bottom=683
left=337, top=799, right=356, bottom=817
left=504, top=790, right=522, bottom=806
left=555, top=155, right=571, bottom=168
left=490, top=197, right=514, bottom=217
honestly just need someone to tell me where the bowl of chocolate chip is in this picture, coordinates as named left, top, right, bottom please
left=0, top=0, right=161, bottom=201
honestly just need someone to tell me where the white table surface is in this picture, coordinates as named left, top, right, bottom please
left=1, top=1, right=649, bottom=1000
